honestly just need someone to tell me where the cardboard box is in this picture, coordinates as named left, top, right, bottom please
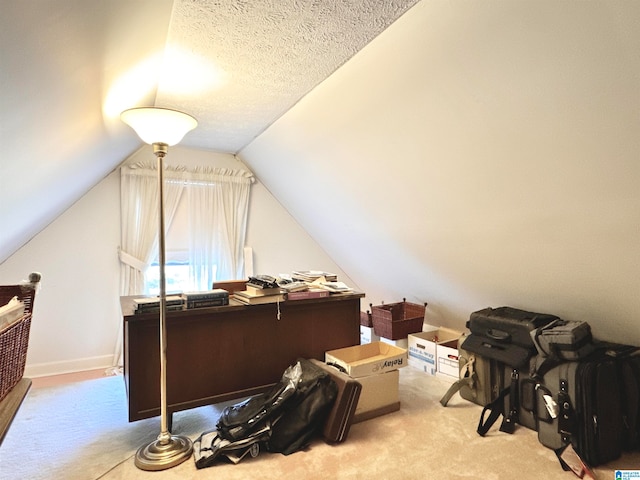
left=352, top=369, right=400, bottom=424
left=408, top=327, right=462, bottom=378
left=325, top=341, right=407, bottom=378
left=407, top=326, right=438, bottom=375
left=360, top=325, right=380, bottom=344
left=435, top=338, right=461, bottom=383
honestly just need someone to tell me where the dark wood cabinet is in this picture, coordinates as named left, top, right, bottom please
left=121, top=293, right=363, bottom=422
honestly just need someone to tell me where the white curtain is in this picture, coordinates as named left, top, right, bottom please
left=186, top=168, right=253, bottom=289
left=113, top=161, right=186, bottom=368
left=118, top=161, right=186, bottom=296
left=113, top=163, right=253, bottom=368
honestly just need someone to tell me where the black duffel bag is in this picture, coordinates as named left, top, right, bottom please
left=210, top=358, right=337, bottom=458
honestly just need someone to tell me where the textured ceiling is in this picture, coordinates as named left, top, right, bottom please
left=157, top=0, right=421, bottom=153
left=0, top=0, right=420, bottom=264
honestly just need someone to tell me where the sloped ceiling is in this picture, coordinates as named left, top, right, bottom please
left=0, top=0, right=420, bottom=265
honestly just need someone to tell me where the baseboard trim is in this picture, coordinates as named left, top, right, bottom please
left=24, top=355, right=115, bottom=378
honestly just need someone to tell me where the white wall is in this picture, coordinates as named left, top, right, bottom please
left=0, top=170, right=121, bottom=376
left=239, top=0, right=640, bottom=344
left=0, top=146, right=352, bottom=377
left=245, top=180, right=356, bottom=284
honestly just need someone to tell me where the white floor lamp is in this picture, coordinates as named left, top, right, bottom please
left=121, top=106, right=197, bottom=471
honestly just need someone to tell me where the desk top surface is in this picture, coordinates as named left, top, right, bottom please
left=120, top=291, right=365, bottom=319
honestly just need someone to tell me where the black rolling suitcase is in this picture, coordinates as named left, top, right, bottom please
left=620, top=354, right=640, bottom=451
left=535, top=345, right=640, bottom=467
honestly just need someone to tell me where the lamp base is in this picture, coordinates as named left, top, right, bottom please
left=134, top=434, right=193, bottom=471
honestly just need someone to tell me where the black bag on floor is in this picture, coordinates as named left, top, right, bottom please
left=266, top=359, right=338, bottom=455
left=197, top=358, right=337, bottom=468
left=216, top=367, right=299, bottom=442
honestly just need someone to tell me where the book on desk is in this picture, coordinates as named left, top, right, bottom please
left=133, top=289, right=230, bottom=313
left=232, top=290, right=285, bottom=305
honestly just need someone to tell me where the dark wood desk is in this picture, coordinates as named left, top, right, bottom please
left=121, top=293, right=363, bottom=423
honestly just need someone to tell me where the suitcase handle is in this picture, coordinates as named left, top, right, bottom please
left=487, top=329, right=511, bottom=342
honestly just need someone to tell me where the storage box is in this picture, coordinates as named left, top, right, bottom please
left=352, top=369, right=400, bottom=424
left=325, top=341, right=407, bottom=378
left=408, top=327, right=462, bottom=379
left=435, top=338, right=461, bottom=383
left=360, top=325, right=380, bottom=344
left=370, top=299, right=426, bottom=340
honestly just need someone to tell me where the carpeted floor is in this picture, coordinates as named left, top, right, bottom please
left=0, top=367, right=637, bottom=480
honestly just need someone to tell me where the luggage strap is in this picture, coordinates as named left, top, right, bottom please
left=477, top=369, right=520, bottom=436
left=440, top=356, right=476, bottom=407
left=477, top=386, right=510, bottom=436
left=557, top=378, right=574, bottom=444
left=500, top=369, right=519, bottom=434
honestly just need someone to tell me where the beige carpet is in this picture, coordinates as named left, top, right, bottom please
left=1, top=367, right=637, bottom=480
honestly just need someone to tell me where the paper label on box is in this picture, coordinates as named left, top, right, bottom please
left=409, top=358, right=436, bottom=375
left=409, top=346, right=435, bottom=365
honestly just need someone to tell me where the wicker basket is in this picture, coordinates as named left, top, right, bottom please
left=0, top=313, right=32, bottom=402
left=0, top=282, right=37, bottom=315
left=360, top=310, right=373, bottom=327
left=370, top=299, right=427, bottom=340
left=0, top=276, right=39, bottom=403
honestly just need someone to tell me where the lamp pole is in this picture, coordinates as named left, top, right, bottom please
left=121, top=107, right=197, bottom=471
left=155, top=142, right=170, bottom=444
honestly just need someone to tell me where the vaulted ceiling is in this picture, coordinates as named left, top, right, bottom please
left=0, top=0, right=420, bottom=264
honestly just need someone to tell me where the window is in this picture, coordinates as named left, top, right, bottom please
left=120, top=162, right=253, bottom=298
left=144, top=261, right=192, bottom=296
left=143, top=194, right=218, bottom=294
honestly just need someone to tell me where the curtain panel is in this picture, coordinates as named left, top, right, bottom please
left=113, top=161, right=254, bottom=367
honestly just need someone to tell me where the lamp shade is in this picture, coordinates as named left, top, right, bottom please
left=121, top=107, right=197, bottom=146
